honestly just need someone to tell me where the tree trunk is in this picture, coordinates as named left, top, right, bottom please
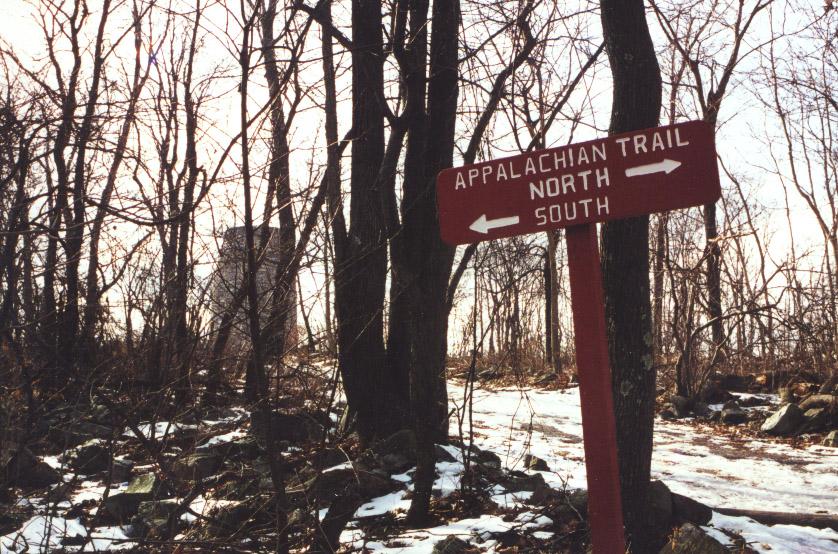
left=599, top=0, right=662, bottom=549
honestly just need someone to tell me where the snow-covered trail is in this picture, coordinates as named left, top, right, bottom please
left=452, top=384, right=838, bottom=552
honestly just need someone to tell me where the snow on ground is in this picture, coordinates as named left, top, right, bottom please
left=4, top=382, right=838, bottom=553
left=454, top=384, right=838, bottom=553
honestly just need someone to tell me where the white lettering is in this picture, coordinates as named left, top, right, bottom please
left=633, top=134, right=648, bottom=154
left=579, top=198, right=592, bottom=218
left=577, top=147, right=590, bottom=165
left=535, top=207, right=547, bottom=225
left=525, top=157, right=537, bottom=175
left=550, top=204, right=562, bottom=223
left=530, top=180, right=544, bottom=200
left=455, top=172, right=466, bottom=190
left=578, top=170, right=592, bottom=191
left=565, top=202, right=577, bottom=221
left=596, top=168, right=610, bottom=188
left=554, top=150, right=568, bottom=169
left=482, top=165, right=493, bottom=183
left=468, top=168, right=479, bottom=187
left=546, top=177, right=560, bottom=197
left=593, top=143, right=606, bottom=162
left=562, top=174, right=575, bottom=194
left=675, top=128, right=689, bottom=146
left=616, top=137, right=630, bottom=157
left=497, top=163, right=508, bottom=181
left=597, top=196, right=609, bottom=215
left=510, top=161, right=521, bottom=178
left=652, top=132, right=664, bottom=151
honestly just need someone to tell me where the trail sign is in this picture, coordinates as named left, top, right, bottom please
left=437, top=120, right=720, bottom=245
left=438, top=120, right=721, bottom=554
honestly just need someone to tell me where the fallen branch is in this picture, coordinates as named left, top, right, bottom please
left=712, top=507, right=838, bottom=531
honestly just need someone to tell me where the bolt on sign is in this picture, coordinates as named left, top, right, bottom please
left=437, top=120, right=721, bottom=554
left=437, top=120, right=720, bottom=244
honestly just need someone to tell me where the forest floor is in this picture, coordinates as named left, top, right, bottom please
left=2, top=366, right=838, bottom=554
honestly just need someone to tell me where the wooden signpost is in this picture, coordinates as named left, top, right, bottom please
left=437, top=120, right=721, bottom=553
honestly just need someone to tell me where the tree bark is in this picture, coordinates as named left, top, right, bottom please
left=599, top=0, right=662, bottom=549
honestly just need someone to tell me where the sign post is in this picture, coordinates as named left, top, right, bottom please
left=437, top=121, right=721, bottom=553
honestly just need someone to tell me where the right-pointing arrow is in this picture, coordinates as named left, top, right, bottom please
left=625, top=158, right=682, bottom=177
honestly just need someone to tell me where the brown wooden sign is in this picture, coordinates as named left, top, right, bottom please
left=437, top=120, right=721, bottom=554
left=437, top=120, right=720, bottom=245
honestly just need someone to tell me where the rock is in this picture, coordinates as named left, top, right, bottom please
left=523, top=454, right=549, bottom=471
left=171, top=453, right=221, bottom=481
left=721, top=400, right=740, bottom=411
left=111, top=458, right=134, bottom=482
left=672, top=493, right=713, bottom=526
left=372, top=430, right=416, bottom=458
left=802, top=408, right=829, bottom=432
left=467, top=444, right=501, bottom=468
left=647, top=480, right=674, bottom=533
left=288, top=467, right=397, bottom=502
left=535, top=373, right=559, bottom=386
left=819, top=375, right=838, bottom=395
left=433, top=535, right=471, bottom=554
left=720, top=407, right=748, bottom=425
left=824, top=430, right=838, bottom=447
left=708, top=410, right=721, bottom=422
left=435, top=444, right=458, bottom=463
left=761, top=403, right=802, bottom=436
left=661, top=409, right=679, bottom=421
left=67, top=440, right=110, bottom=474
left=668, top=395, right=691, bottom=411
left=251, top=412, right=322, bottom=444
left=197, top=437, right=261, bottom=460
left=692, top=402, right=710, bottom=418
left=3, top=448, right=62, bottom=487
left=659, top=522, right=730, bottom=554
left=49, top=422, right=113, bottom=447
left=568, top=489, right=588, bottom=515
left=530, top=483, right=562, bottom=505
left=779, top=387, right=795, bottom=404
left=130, top=500, right=179, bottom=537
left=504, top=471, right=546, bottom=493
left=380, top=454, right=412, bottom=474
left=103, top=473, right=165, bottom=520
left=477, top=369, right=497, bottom=380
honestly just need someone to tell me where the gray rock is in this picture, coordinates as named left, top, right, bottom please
left=103, top=473, right=164, bottom=520
left=372, top=430, right=416, bottom=458
left=197, top=437, right=261, bottom=460
left=171, top=453, right=221, bottom=481
left=692, top=402, right=710, bottom=418
left=524, top=454, right=549, bottom=471
left=68, top=440, right=110, bottom=474
left=803, top=408, right=829, bottom=431
left=504, top=471, right=546, bottom=493
left=672, top=493, right=713, bottom=526
left=50, top=422, right=113, bottom=447
left=535, top=373, right=559, bottom=386
left=568, top=489, right=588, bottom=515
left=477, top=369, right=497, bottom=380
left=761, top=403, right=802, bottom=436
left=380, top=453, right=412, bottom=474
left=659, top=522, right=730, bottom=554
left=111, top=458, right=134, bottom=483
left=130, top=500, right=179, bottom=537
left=647, top=480, right=674, bottom=533
left=709, top=410, right=721, bottom=422
left=435, top=444, right=458, bottom=463
left=720, top=407, right=748, bottom=425
left=433, top=535, right=471, bottom=554
left=3, top=448, right=62, bottom=487
left=824, top=430, right=838, bottom=447
left=668, top=395, right=691, bottom=411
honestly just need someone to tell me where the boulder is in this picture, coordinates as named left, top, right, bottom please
left=523, top=454, right=550, bottom=471
left=197, top=437, right=261, bottom=460
left=824, top=430, right=838, bottom=447
left=647, top=480, right=674, bottom=533
left=659, top=522, right=730, bottom=554
left=668, top=395, right=691, bottom=411
left=720, top=407, right=748, bottom=425
left=802, top=408, right=829, bottom=432
left=435, top=444, right=458, bottom=463
left=130, top=499, right=179, bottom=538
left=49, top=422, right=113, bottom=447
left=433, top=536, right=471, bottom=554
left=67, top=440, right=110, bottom=474
left=535, top=373, right=559, bottom=386
left=372, top=430, right=416, bottom=458
left=3, top=448, right=62, bottom=487
left=504, top=470, right=546, bottom=493
left=761, top=404, right=802, bottom=436
left=103, top=473, right=165, bottom=520
left=672, top=493, right=713, bottom=526
left=380, top=453, right=412, bottom=474
left=692, top=402, right=710, bottom=418
left=111, top=458, right=134, bottom=483
left=287, top=466, right=397, bottom=502
left=171, top=453, right=222, bottom=481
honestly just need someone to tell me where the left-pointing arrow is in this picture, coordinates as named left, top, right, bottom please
left=470, top=214, right=520, bottom=234
left=625, top=158, right=681, bottom=177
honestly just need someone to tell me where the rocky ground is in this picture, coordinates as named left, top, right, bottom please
left=1, top=364, right=837, bottom=554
